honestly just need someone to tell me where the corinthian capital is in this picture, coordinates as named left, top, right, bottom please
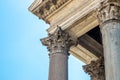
left=41, top=27, right=74, bottom=55
left=98, top=0, right=120, bottom=24
left=83, top=57, right=105, bottom=80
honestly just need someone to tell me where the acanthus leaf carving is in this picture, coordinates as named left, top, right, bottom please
left=98, top=0, right=120, bottom=24
left=41, top=27, right=74, bottom=55
left=83, top=57, right=105, bottom=80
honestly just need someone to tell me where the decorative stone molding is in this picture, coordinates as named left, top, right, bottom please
left=29, top=0, right=42, bottom=12
left=98, top=0, right=120, bottom=24
left=83, top=57, right=105, bottom=80
left=29, top=0, right=70, bottom=21
left=41, top=27, right=74, bottom=55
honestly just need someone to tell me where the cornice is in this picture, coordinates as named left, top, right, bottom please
left=29, top=0, right=70, bottom=23
left=29, top=0, right=42, bottom=12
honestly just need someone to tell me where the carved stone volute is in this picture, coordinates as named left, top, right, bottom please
left=83, top=57, right=105, bottom=80
left=98, top=0, right=120, bottom=24
left=41, top=27, right=74, bottom=55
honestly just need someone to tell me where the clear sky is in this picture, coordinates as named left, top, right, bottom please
left=0, top=0, right=90, bottom=80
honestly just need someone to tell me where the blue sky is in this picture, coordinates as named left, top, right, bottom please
left=0, top=0, right=89, bottom=80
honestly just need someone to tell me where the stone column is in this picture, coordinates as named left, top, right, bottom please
left=41, top=27, right=73, bottom=80
left=98, top=0, right=120, bottom=80
left=83, top=57, right=105, bottom=80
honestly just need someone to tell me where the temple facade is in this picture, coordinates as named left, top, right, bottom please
left=29, top=0, right=120, bottom=80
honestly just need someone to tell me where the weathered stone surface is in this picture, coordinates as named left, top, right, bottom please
left=29, top=0, right=102, bottom=64
left=98, top=0, right=120, bottom=80
left=41, top=27, right=74, bottom=55
left=83, top=57, right=105, bottom=80
left=98, top=0, right=120, bottom=25
left=29, top=0, right=70, bottom=23
left=101, top=22, right=120, bottom=80
left=41, top=27, right=74, bottom=80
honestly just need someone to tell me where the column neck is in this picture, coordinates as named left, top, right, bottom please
left=41, top=27, right=74, bottom=56
left=98, top=0, right=120, bottom=26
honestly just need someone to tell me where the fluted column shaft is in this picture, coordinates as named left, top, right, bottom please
left=98, top=0, right=120, bottom=80
left=41, top=27, right=73, bottom=80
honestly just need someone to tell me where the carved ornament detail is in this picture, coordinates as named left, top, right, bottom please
left=98, top=0, right=120, bottom=24
left=41, top=27, right=74, bottom=55
left=35, top=0, right=69, bottom=21
left=83, top=57, right=105, bottom=80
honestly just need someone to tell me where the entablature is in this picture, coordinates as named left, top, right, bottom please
left=29, top=0, right=104, bottom=64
